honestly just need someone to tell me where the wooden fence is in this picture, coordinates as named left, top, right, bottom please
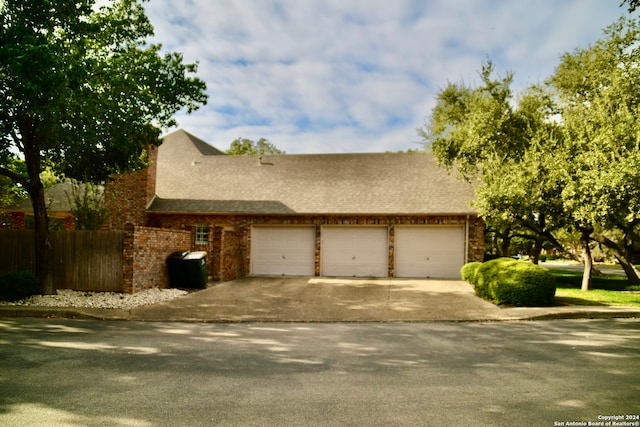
left=0, top=230, right=124, bottom=292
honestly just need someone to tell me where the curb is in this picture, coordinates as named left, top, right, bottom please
left=0, top=306, right=131, bottom=321
left=2, top=306, right=640, bottom=323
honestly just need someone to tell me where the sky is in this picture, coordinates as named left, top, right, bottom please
left=143, top=0, right=628, bottom=154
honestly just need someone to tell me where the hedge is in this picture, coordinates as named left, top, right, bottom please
left=460, top=261, right=482, bottom=285
left=0, top=272, right=39, bottom=301
left=463, top=258, right=556, bottom=307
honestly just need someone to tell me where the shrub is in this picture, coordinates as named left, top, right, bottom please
left=473, top=258, right=556, bottom=307
left=0, top=272, right=39, bottom=301
left=473, top=258, right=518, bottom=301
left=460, top=262, right=482, bottom=284
left=489, top=262, right=556, bottom=306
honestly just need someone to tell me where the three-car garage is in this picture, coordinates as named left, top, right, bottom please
left=250, top=225, right=467, bottom=279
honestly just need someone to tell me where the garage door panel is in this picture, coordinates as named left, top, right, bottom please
left=396, top=226, right=464, bottom=279
left=251, top=227, right=315, bottom=276
left=322, top=227, right=388, bottom=277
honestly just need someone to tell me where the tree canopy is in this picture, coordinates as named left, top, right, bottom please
left=421, top=62, right=566, bottom=264
left=0, top=0, right=208, bottom=293
left=226, top=137, right=285, bottom=155
left=422, top=17, right=640, bottom=288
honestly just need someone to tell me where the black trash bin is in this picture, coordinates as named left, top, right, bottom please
left=183, top=251, right=208, bottom=288
left=166, top=251, right=189, bottom=288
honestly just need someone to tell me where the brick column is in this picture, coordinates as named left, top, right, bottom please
left=11, top=212, right=26, bottom=230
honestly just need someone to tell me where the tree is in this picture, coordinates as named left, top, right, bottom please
left=549, top=16, right=640, bottom=287
left=226, top=138, right=285, bottom=155
left=66, top=180, right=109, bottom=230
left=421, top=62, right=567, bottom=264
left=622, top=0, right=640, bottom=13
left=0, top=0, right=208, bottom=293
left=0, top=157, right=27, bottom=209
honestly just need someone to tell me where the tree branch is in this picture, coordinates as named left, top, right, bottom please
left=0, top=165, right=30, bottom=191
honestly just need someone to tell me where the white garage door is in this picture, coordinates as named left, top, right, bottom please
left=251, top=226, right=315, bottom=276
left=321, top=227, right=388, bottom=277
left=395, top=226, right=465, bottom=279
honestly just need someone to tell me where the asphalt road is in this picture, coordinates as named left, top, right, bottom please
left=1, top=318, right=639, bottom=427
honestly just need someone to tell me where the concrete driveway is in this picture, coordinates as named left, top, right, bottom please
left=129, top=277, right=498, bottom=322
left=3, top=277, right=639, bottom=322
left=127, top=277, right=640, bottom=322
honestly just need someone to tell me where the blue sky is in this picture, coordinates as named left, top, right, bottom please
left=144, top=0, right=627, bottom=153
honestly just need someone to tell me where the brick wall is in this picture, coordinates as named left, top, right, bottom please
left=468, top=216, right=486, bottom=262
left=104, top=146, right=157, bottom=230
left=122, top=224, right=191, bottom=293
left=10, top=212, right=25, bottom=230
left=220, top=227, right=242, bottom=281
left=148, top=213, right=485, bottom=280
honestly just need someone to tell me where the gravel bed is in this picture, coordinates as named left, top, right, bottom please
left=0, top=288, right=189, bottom=309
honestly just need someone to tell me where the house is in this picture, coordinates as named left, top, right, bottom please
left=105, top=129, right=484, bottom=282
left=1, top=180, right=100, bottom=230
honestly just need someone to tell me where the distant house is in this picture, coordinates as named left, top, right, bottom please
left=1, top=180, right=100, bottom=230
left=104, top=129, right=484, bottom=282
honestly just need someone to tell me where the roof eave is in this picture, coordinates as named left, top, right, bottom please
left=146, top=210, right=479, bottom=216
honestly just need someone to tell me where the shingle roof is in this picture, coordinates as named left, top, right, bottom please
left=150, top=132, right=477, bottom=215
left=158, top=129, right=226, bottom=159
left=5, top=180, right=103, bottom=215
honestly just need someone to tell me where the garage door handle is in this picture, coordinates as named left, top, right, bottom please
left=426, top=257, right=430, bottom=261
left=282, top=254, right=286, bottom=259
left=352, top=256, right=356, bottom=260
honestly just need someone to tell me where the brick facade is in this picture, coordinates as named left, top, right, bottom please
left=102, top=145, right=485, bottom=285
left=147, top=213, right=485, bottom=282
left=104, top=146, right=157, bottom=230
left=122, top=224, right=191, bottom=293
left=10, top=212, right=25, bottom=230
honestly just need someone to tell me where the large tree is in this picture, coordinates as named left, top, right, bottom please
left=550, top=16, right=640, bottom=287
left=421, top=62, right=567, bottom=263
left=0, top=0, right=207, bottom=293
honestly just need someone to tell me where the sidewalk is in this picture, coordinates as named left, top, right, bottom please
left=1, top=277, right=640, bottom=322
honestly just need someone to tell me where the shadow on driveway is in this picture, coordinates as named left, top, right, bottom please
left=130, top=277, right=505, bottom=322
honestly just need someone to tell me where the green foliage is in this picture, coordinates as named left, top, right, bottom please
left=622, top=0, right=640, bottom=13
left=552, top=17, right=640, bottom=228
left=0, top=0, right=208, bottom=183
left=489, top=262, right=557, bottom=306
left=66, top=180, right=109, bottom=230
left=0, top=272, right=38, bottom=301
left=460, top=262, right=482, bottom=284
left=226, top=138, right=285, bottom=155
left=421, top=61, right=567, bottom=262
left=0, top=0, right=207, bottom=292
left=474, top=258, right=517, bottom=301
left=473, top=258, right=556, bottom=306
left=422, top=17, right=640, bottom=282
left=0, top=157, right=28, bottom=208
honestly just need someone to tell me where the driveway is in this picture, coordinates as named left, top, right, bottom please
left=130, top=277, right=502, bottom=322
left=3, top=277, right=639, bottom=322
left=127, top=277, right=640, bottom=322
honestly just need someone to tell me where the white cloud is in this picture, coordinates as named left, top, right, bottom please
left=147, top=0, right=626, bottom=154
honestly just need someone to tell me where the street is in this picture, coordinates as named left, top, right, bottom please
left=0, top=318, right=638, bottom=427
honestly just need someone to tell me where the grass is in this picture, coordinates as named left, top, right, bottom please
left=546, top=267, right=640, bottom=307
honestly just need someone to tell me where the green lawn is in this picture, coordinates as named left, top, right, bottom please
left=547, top=267, right=640, bottom=307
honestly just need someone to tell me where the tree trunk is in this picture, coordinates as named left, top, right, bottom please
left=592, top=232, right=640, bottom=287
left=31, top=182, right=54, bottom=295
left=500, top=234, right=511, bottom=257
left=615, top=256, right=640, bottom=287
left=580, top=228, right=593, bottom=291
left=530, top=236, right=544, bottom=265
left=24, top=135, right=55, bottom=295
